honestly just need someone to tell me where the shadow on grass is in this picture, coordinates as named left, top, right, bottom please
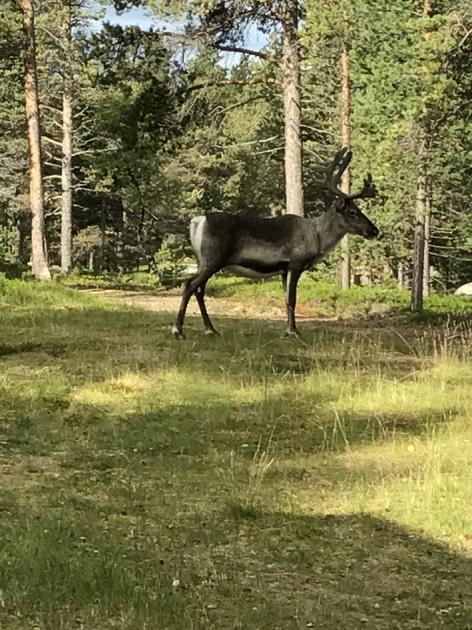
left=1, top=297, right=472, bottom=628
left=0, top=301, right=467, bottom=482
left=203, top=508, right=472, bottom=629
left=1, top=503, right=472, bottom=629
left=1, top=304, right=431, bottom=372
left=0, top=366, right=459, bottom=462
left=0, top=320, right=461, bottom=462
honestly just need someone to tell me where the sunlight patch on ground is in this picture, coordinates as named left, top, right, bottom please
left=1, top=281, right=472, bottom=628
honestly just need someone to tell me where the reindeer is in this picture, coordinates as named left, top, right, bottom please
left=172, top=147, right=379, bottom=339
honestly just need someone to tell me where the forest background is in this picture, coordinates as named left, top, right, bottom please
left=1, top=0, right=472, bottom=305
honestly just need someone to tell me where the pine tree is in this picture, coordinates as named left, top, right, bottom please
left=60, top=0, right=73, bottom=274
left=149, top=0, right=305, bottom=215
left=19, top=0, right=51, bottom=279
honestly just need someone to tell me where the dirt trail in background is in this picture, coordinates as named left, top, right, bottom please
left=84, top=289, right=406, bottom=330
left=86, top=289, right=289, bottom=320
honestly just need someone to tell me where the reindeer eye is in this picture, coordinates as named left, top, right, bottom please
left=347, top=208, right=358, bottom=218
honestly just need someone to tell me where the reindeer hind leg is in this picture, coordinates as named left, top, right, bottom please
left=194, top=280, right=219, bottom=335
left=172, top=267, right=219, bottom=339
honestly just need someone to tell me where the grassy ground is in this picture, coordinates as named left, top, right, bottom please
left=1, top=279, right=472, bottom=629
left=62, top=270, right=472, bottom=319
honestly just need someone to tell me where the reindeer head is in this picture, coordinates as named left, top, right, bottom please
left=317, top=147, right=380, bottom=239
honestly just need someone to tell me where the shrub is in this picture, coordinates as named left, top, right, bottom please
left=154, top=234, right=187, bottom=288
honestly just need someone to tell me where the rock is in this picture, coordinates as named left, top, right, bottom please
left=454, top=282, right=472, bottom=297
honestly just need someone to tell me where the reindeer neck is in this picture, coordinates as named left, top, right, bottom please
left=311, top=207, right=348, bottom=256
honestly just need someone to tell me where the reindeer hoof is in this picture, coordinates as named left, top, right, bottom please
left=283, top=330, right=306, bottom=344
left=204, top=328, right=220, bottom=336
left=172, top=325, right=184, bottom=339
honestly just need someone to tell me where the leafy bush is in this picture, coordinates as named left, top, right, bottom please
left=0, top=260, right=27, bottom=279
left=61, top=269, right=159, bottom=291
left=0, top=278, right=100, bottom=309
left=154, top=234, right=188, bottom=287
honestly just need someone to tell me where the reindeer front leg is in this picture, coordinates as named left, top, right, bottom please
left=283, top=268, right=303, bottom=338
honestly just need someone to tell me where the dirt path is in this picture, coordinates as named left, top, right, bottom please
left=85, top=288, right=289, bottom=320
left=84, top=289, right=410, bottom=333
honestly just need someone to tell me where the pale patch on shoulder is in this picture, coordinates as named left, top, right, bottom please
left=190, top=216, right=206, bottom=262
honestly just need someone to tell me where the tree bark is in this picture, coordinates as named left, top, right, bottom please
left=411, top=0, right=432, bottom=311
left=15, top=214, right=26, bottom=264
left=20, top=0, right=51, bottom=280
left=397, top=261, right=404, bottom=290
left=423, top=200, right=431, bottom=296
left=422, top=0, right=432, bottom=298
left=339, top=43, right=351, bottom=289
left=282, top=0, right=303, bottom=216
left=99, top=203, right=106, bottom=273
left=411, top=133, right=427, bottom=311
left=61, top=0, right=73, bottom=274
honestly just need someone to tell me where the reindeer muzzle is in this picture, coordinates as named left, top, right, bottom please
left=366, top=226, right=380, bottom=239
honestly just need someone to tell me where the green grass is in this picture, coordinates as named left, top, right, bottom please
left=1, top=279, right=472, bottom=628
left=207, top=274, right=472, bottom=318
left=62, top=269, right=472, bottom=319
left=60, top=269, right=161, bottom=291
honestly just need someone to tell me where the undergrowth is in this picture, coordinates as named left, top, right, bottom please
left=60, top=270, right=472, bottom=320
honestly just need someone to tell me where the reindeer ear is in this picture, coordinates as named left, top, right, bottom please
left=334, top=198, right=346, bottom=212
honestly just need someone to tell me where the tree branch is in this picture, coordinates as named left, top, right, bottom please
left=159, top=30, right=193, bottom=40
left=72, top=148, right=102, bottom=157
left=458, top=27, right=472, bottom=47
left=37, top=25, right=64, bottom=46
left=184, top=77, right=282, bottom=93
left=73, top=104, right=91, bottom=119
left=252, top=146, right=283, bottom=155
left=40, top=104, right=62, bottom=114
left=212, top=135, right=279, bottom=150
left=209, top=94, right=271, bottom=117
left=42, top=135, right=62, bottom=147
left=158, top=28, right=281, bottom=66
left=215, top=44, right=280, bottom=66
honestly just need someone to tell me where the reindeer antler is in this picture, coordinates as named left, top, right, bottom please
left=315, top=147, right=376, bottom=202
left=347, top=173, right=377, bottom=200
left=315, top=146, right=352, bottom=199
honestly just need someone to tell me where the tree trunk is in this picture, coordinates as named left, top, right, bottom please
left=282, top=0, right=303, bottom=216
left=99, top=203, right=106, bottom=273
left=411, top=134, right=427, bottom=312
left=411, top=0, right=432, bottom=312
left=397, top=260, right=404, bottom=290
left=116, top=207, right=125, bottom=272
left=339, top=43, right=351, bottom=289
left=423, top=205, right=431, bottom=296
left=20, top=0, right=50, bottom=280
left=422, top=0, right=432, bottom=299
left=61, top=0, right=73, bottom=274
left=15, top=214, right=26, bottom=264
